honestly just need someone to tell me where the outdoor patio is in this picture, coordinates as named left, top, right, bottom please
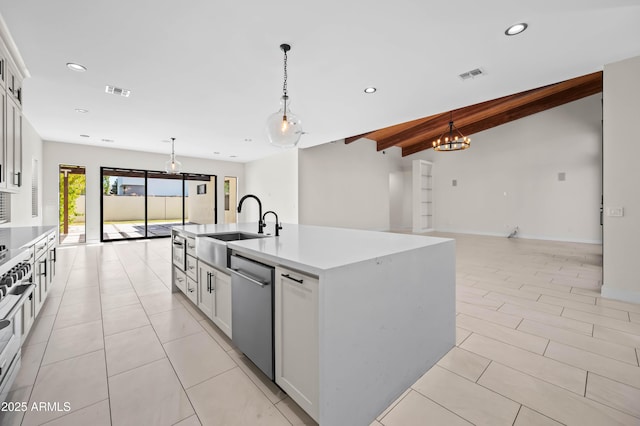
left=59, top=221, right=191, bottom=244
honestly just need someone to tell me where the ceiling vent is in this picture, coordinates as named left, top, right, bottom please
left=459, top=68, right=485, bottom=80
left=105, top=85, right=131, bottom=97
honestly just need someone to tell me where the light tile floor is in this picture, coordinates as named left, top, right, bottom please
left=1, top=233, right=639, bottom=425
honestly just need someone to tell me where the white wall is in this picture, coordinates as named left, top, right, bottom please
left=602, top=55, right=640, bottom=303
left=407, top=94, right=603, bottom=243
left=298, top=139, right=404, bottom=231
left=389, top=170, right=412, bottom=230
left=43, top=141, right=244, bottom=242
left=243, top=148, right=299, bottom=225
left=0, top=116, right=44, bottom=228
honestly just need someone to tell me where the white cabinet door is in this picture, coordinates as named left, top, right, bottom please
left=198, top=262, right=215, bottom=319
left=5, top=96, right=21, bottom=190
left=275, top=266, right=319, bottom=422
left=212, top=271, right=232, bottom=338
left=21, top=290, right=35, bottom=341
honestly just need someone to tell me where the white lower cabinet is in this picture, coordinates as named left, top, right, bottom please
left=173, top=267, right=187, bottom=294
left=21, top=291, right=36, bottom=340
left=213, top=270, right=232, bottom=338
left=198, top=261, right=232, bottom=338
left=275, top=266, right=319, bottom=422
left=186, top=277, right=198, bottom=304
left=198, top=262, right=215, bottom=319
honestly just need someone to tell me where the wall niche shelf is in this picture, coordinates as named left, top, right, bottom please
left=412, top=160, right=434, bottom=233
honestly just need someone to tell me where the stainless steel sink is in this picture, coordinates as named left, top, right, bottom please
left=209, top=232, right=265, bottom=242
left=196, top=232, right=267, bottom=269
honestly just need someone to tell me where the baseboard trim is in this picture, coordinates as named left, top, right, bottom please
left=434, top=228, right=602, bottom=245
left=601, top=286, right=640, bottom=304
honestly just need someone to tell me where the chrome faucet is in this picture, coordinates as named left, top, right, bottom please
left=262, top=211, right=283, bottom=236
left=237, top=194, right=265, bottom=234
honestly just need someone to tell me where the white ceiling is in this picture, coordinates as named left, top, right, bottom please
left=0, top=1, right=639, bottom=163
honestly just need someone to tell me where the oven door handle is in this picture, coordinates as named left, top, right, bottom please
left=0, top=319, right=10, bottom=331
left=4, top=284, right=35, bottom=320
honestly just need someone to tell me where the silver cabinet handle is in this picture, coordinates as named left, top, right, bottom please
left=177, top=277, right=184, bottom=282
left=228, top=268, right=267, bottom=287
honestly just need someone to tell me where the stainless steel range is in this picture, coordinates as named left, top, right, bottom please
left=0, top=246, right=35, bottom=402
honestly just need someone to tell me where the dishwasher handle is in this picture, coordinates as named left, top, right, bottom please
left=228, top=268, right=268, bottom=287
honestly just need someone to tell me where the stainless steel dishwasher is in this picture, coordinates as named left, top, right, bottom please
left=229, top=254, right=275, bottom=380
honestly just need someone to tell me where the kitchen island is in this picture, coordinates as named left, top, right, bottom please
left=172, top=223, right=455, bottom=426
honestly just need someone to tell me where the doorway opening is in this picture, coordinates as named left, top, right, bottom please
left=101, top=167, right=217, bottom=241
left=59, top=165, right=86, bottom=244
left=224, top=177, right=237, bottom=223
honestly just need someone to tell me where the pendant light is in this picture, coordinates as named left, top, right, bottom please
left=265, top=43, right=303, bottom=148
left=165, top=137, right=182, bottom=174
left=432, top=112, right=471, bottom=152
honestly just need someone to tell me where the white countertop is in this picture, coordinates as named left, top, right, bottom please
left=0, top=226, right=57, bottom=249
left=174, top=223, right=452, bottom=274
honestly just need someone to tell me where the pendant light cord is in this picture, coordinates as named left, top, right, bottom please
left=282, top=48, right=288, bottom=119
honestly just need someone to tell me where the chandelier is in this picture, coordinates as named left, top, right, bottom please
left=265, top=43, right=303, bottom=148
left=432, top=113, right=470, bottom=152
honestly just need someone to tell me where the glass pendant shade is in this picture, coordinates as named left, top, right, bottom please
left=165, top=137, right=182, bottom=174
left=266, top=96, right=302, bottom=148
left=165, top=158, right=182, bottom=174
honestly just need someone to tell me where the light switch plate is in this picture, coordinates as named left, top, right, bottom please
left=606, top=207, right=624, bottom=217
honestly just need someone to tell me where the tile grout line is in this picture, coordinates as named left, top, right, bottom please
left=511, top=404, right=523, bottom=426
left=18, top=246, right=79, bottom=425
left=119, top=241, right=207, bottom=426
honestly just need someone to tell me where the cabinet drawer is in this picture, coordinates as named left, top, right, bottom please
left=186, top=237, right=196, bottom=257
left=186, top=277, right=198, bottom=304
left=34, top=238, right=47, bottom=260
left=174, top=267, right=187, bottom=294
left=186, top=255, right=198, bottom=280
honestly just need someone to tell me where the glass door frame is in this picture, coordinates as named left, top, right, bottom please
left=100, top=167, right=217, bottom=242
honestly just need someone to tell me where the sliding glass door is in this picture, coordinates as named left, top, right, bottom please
left=147, top=171, right=185, bottom=237
left=101, top=167, right=216, bottom=242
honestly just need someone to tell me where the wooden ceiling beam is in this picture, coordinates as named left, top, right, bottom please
left=401, top=73, right=602, bottom=156
left=374, top=71, right=602, bottom=152
left=344, top=133, right=369, bottom=144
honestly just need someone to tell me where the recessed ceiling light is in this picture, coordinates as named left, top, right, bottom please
left=66, top=62, right=87, bottom=72
left=505, top=23, right=528, bottom=36
left=80, top=134, right=90, bottom=138
left=75, top=108, right=89, bottom=113
left=364, top=87, right=377, bottom=94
